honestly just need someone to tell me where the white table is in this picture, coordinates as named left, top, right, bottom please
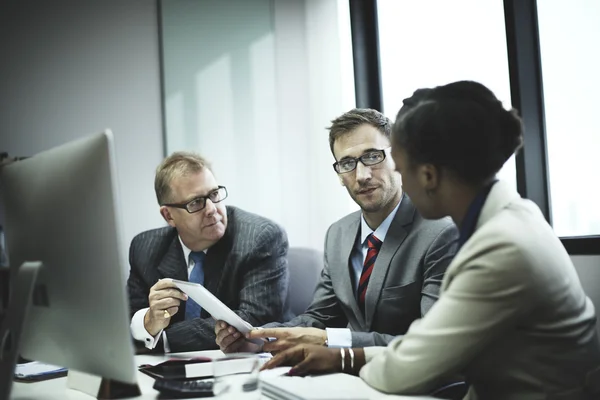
left=11, top=350, right=436, bottom=400
left=11, top=350, right=220, bottom=400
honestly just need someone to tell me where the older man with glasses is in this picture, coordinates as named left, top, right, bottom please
left=216, top=108, right=459, bottom=354
left=127, top=152, right=291, bottom=353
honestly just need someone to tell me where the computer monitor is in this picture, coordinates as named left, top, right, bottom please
left=1, top=130, right=137, bottom=384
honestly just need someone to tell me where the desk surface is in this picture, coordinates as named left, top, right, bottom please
left=11, top=350, right=436, bottom=400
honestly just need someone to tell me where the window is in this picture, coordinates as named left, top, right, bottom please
left=537, top=0, right=600, bottom=237
left=377, top=0, right=516, bottom=188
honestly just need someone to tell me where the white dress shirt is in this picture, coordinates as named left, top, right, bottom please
left=130, top=237, right=205, bottom=353
left=326, top=197, right=402, bottom=348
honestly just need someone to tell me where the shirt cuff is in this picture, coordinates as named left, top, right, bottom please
left=325, top=328, right=352, bottom=348
left=130, top=308, right=163, bottom=350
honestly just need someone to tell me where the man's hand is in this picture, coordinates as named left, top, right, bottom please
left=260, top=344, right=341, bottom=376
left=215, top=321, right=263, bottom=353
left=144, top=279, right=188, bottom=336
left=247, top=327, right=327, bottom=353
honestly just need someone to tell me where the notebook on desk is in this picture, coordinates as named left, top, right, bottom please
left=259, top=368, right=439, bottom=400
left=138, top=357, right=212, bottom=380
left=139, top=354, right=272, bottom=380
left=259, top=368, right=381, bottom=400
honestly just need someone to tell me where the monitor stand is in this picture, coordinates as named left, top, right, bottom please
left=0, top=261, right=42, bottom=400
left=0, top=261, right=141, bottom=400
left=67, top=370, right=141, bottom=399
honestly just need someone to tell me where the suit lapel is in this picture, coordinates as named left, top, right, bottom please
left=157, top=234, right=188, bottom=281
left=364, top=195, right=415, bottom=329
left=335, top=214, right=365, bottom=328
left=203, top=235, right=230, bottom=297
left=203, top=206, right=235, bottom=300
left=342, top=217, right=365, bottom=326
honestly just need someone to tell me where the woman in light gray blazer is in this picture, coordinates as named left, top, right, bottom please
left=261, top=81, right=600, bottom=400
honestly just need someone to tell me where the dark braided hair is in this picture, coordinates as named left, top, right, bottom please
left=393, top=81, right=524, bottom=185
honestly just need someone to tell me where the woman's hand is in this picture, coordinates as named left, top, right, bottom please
left=260, top=344, right=342, bottom=376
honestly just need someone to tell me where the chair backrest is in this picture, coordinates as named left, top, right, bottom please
left=572, top=256, right=600, bottom=336
left=285, top=247, right=324, bottom=318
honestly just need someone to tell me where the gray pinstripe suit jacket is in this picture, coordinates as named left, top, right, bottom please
left=126, top=206, right=290, bottom=352
left=266, top=196, right=459, bottom=347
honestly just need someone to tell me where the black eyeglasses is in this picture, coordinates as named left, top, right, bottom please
left=333, top=148, right=390, bottom=174
left=163, top=186, right=228, bottom=214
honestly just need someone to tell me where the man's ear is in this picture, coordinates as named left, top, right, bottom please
left=159, top=206, right=176, bottom=227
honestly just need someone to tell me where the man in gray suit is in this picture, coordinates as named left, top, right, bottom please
left=127, top=152, right=290, bottom=353
left=216, top=109, right=458, bottom=353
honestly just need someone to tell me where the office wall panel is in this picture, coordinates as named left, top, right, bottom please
left=0, top=0, right=164, bottom=273
left=160, top=0, right=357, bottom=250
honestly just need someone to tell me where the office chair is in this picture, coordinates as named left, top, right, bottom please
left=285, top=247, right=323, bottom=317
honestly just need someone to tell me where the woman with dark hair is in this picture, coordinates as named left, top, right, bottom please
left=261, top=81, right=600, bottom=399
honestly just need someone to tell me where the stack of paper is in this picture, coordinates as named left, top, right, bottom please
left=259, top=369, right=439, bottom=400
left=259, top=368, right=382, bottom=400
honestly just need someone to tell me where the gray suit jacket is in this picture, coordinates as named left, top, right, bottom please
left=361, top=181, right=600, bottom=400
left=126, top=206, right=291, bottom=352
left=269, top=196, right=458, bottom=347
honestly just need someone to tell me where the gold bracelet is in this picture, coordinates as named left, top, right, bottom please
left=340, top=348, right=345, bottom=372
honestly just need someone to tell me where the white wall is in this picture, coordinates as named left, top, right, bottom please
left=161, top=0, right=356, bottom=250
left=0, top=0, right=164, bottom=270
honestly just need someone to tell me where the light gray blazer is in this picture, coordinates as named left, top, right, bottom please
left=361, top=181, right=600, bottom=400
left=269, top=195, right=459, bottom=347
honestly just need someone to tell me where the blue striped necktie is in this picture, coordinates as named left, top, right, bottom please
left=185, top=251, right=206, bottom=320
left=358, top=234, right=382, bottom=314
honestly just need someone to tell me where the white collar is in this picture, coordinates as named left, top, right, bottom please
left=359, top=195, right=403, bottom=245
left=477, top=180, right=521, bottom=230
left=178, top=236, right=207, bottom=263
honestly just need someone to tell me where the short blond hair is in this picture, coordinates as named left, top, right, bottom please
left=154, top=152, right=212, bottom=205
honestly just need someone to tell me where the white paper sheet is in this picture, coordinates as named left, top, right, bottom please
left=260, top=371, right=438, bottom=400
left=169, top=279, right=254, bottom=334
left=260, top=371, right=379, bottom=400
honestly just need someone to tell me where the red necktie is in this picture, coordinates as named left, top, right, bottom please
left=358, top=234, right=382, bottom=313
